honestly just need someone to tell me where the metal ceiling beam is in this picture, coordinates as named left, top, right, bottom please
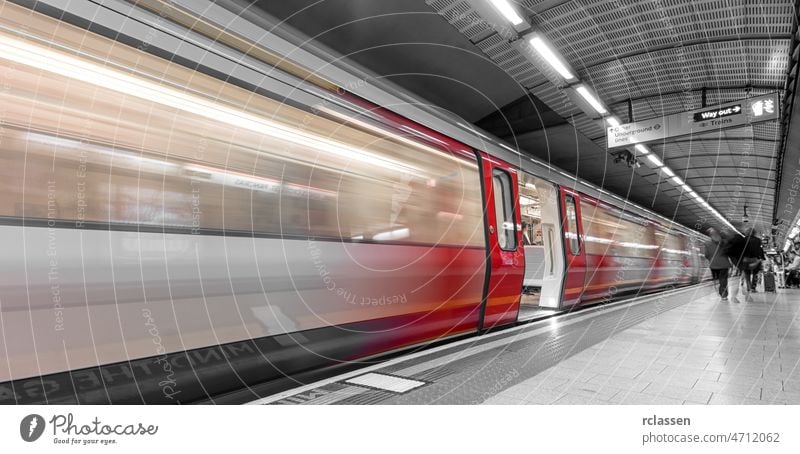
left=773, top=0, right=800, bottom=243
left=576, top=35, right=793, bottom=73
left=658, top=152, right=776, bottom=160
left=528, top=37, right=793, bottom=94
left=658, top=137, right=780, bottom=145
left=688, top=184, right=777, bottom=191
left=668, top=165, right=777, bottom=173
left=607, top=86, right=784, bottom=110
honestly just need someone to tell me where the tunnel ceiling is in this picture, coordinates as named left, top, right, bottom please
left=253, top=0, right=796, bottom=236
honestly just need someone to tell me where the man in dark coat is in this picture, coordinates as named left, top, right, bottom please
left=728, top=227, right=766, bottom=296
left=704, top=227, right=730, bottom=301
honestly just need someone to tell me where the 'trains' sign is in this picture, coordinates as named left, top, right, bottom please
left=607, top=92, right=779, bottom=148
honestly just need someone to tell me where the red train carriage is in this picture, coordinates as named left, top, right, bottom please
left=0, top=2, right=707, bottom=404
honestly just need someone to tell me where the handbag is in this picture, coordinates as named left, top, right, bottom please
left=742, top=257, right=761, bottom=270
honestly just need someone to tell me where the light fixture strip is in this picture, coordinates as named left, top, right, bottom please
left=489, top=0, right=526, bottom=26
left=529, top=36, right=575, bottom=81
left=521, top=27, right=743, bottom=236
left=646, top=154, right=662, bottom=166
left=576, top=85, right=607, bottom=114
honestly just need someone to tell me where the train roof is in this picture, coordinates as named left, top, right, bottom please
left=38, top=0, right=708, bottom=241
left=213, top=1, right=707, bottom=241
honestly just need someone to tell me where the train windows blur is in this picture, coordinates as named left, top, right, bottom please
left=655, top=230, right=688, bottom=260
left=580, top=201, right=656, bottom=258
left=564, top=195, right=580, bottom=255
left=492, top=169, right=516, bottom=250
left=0, top=32, right=485, bottom=248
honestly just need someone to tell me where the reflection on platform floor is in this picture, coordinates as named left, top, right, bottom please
left=254, top=283, right=800, bottom=405
left=486, top=288, right=800, bottom=405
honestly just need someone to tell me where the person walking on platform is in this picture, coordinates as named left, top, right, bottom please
left=785, top=250, right=800, bottom=288
left=728, top=227, right=765, bottom=300
left=704, top=228, right=730, bottom=301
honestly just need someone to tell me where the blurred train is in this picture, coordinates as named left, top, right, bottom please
left=0, top=0, right=708, bottom=404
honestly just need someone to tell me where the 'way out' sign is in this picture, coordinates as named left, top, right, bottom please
left=607, top=92, right=779, bottom=148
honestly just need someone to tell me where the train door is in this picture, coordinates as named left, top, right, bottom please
left=687, top=236, right=698, bottom=284
left=560, top=188, right=587, bottom=306
left=479, top=153, right=524, bottom=330
left=518, top=173, right=565, bottom=317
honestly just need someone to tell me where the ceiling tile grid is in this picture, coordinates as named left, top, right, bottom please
left=428, top=0, right=494, bottom=40
left=425, top=0, right=792, bottom=232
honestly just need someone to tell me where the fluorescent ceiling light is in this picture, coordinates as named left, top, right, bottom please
left=681, top=184, right=691, bottom=192
left=576, top=85, right=607, bottom=114
left=646, top=154, right=662, bottom=166
left=530, top=36, right=575, bottom=80
left=606, top=117, right=620, bottom=127
left=489, top=0, right=525, bottom=25
left=661, top=167, right=675, bottom=177
left=671, top=176, right=684, bottom=185
left=634, top=144, right=649, bottom=155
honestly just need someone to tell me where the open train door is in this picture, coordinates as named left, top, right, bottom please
left=560, top=188, right=587, bottom=306
left=517, top=173, right=565, bottom=317
left=478, top=153, right=524, bottom=329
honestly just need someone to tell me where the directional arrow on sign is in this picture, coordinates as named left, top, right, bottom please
left=608, top=93, right=779, bottom=148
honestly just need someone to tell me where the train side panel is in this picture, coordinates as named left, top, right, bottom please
left=560, top=188, right=587, bottom=306
left=478, top=153, right=524, bottom=329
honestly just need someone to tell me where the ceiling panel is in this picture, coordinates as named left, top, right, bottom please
left=425, top=0, right=792, bottom=233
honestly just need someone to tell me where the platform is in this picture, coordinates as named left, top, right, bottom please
left=251, top=284, right=800, bottom=405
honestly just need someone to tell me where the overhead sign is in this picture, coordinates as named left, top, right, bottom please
left=693, top=104, right=741, bottom=122
left=607, top=93, right=779, bottom=148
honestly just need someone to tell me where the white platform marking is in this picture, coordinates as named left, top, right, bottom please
left=248, top=283, right=714, bottom=404
left=345, top=373, right=426, bottom=393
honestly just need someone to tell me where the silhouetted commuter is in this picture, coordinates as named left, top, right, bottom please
left=728, top=227, right=765, bottom=299
left=786, top=250, right=800, bottom=288
left=704, top=227, right=730, bottom=301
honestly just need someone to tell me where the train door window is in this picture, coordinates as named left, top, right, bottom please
left=492, top=168, right=516, bottom=250
left=518, top=177, right=544, bottom=247
left=565, top=194, right=580, bottom=255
